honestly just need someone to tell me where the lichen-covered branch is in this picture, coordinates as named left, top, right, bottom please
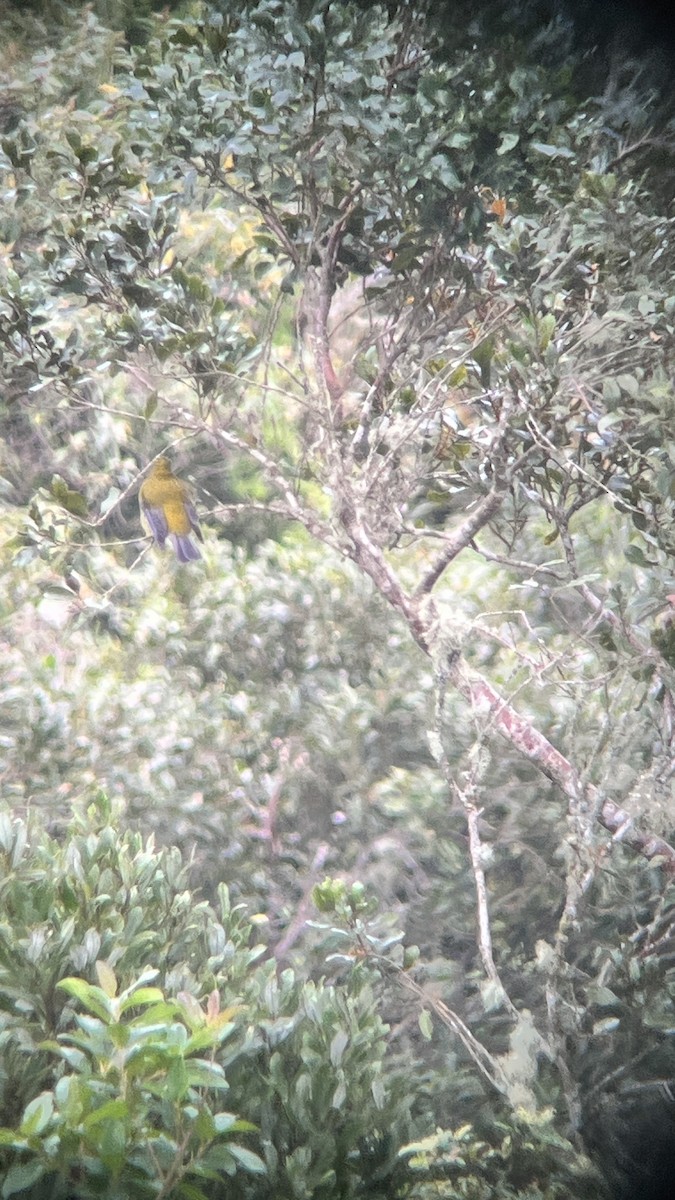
left=340, top=514, right=675, bottom=872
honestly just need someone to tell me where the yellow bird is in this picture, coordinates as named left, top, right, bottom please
left=139, top=457, right=203, bottom=563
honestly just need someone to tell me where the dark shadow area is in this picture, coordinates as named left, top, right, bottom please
left=583, top=1082, right=675, bottom=1200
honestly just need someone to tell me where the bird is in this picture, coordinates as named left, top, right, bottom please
left=139, top=456, right=203, bottom=563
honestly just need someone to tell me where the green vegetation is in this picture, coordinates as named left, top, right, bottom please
left=1, top=0, right=674, bottom=1195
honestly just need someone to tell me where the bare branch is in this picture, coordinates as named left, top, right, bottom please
left=338, top=501, right=430, bottom=647
left=460, top=785, right=519, bottom=1017
left=310, top=186, right=364, bottom=411
left=606, top=132, right=667, bottom=170
left=452, top=656, right=675, bottom=871
left=414, top=485, right=507, bottom=596
left=470, top=543, right=567, bottom=582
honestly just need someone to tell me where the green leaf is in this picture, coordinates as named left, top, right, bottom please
left=96, top=960, right=117, bottom=998
left=186, top=1060, right=229, bottom=1090
left=166, top=1056, right=189, bottom=1101
left=616, top=374, right=640, bottom=399
left=173, top=1186, right=209, bottom=1200
left=537, top=313, right=556, bottom=350
left=49, top=475, right=88, bottom=518
left=144, top=392, right=159, bottom=419
left=83, top=1098, right=130, bottom=1128
left=592, top=1017, right=620, bottom=1035
left=212, top=1112, right=236, bottom=1134
left=418, top=1010, right=433, bottom=1041
left=332, top=1077, right=347, bottom=1109
left=529, top=141, right=576, bottom=159
left=497, top=131, right=519, bottom=155
left=97, top=1118, right=127, bottom=1172
left=19, top=1092, right=53, bottom=1137
left=0, top=1132, right=27, bottom=1148
left=371, top=1077, right=385, bottom=1108
left=227, top=1144, right=267, bottom=1174
left=624, top=544, right=650, bottom=567
left=445, top=131, right=471, bottom=150
left=119, top=986, right=165, bottom=1013
left=2, top=1161, right=45, bottom=1198
left=133, top=1001, right=183, bottom=1026
left=57, top=979, right=113, bottom=1022
left=330, top=1029, right=349, bottom=1067
left=448, top=364, right=468, bottom=386
left=199, top=1142, right=235, bottom=1172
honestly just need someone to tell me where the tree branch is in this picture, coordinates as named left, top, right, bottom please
left=453, top=658, right=675, bottom=871
left=335, top=498, right=675, bottom=872
left=414, top=485, right=507, bottom=596
left=310, top=186, right=364, bottom=411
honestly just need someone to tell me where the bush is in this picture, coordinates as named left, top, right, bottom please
left=0, top=799, right=408, bottom=1198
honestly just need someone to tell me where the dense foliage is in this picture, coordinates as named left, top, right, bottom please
left=0, top=802, right=410, bottom=1198
left=1, top=0, right=675, bottom=1195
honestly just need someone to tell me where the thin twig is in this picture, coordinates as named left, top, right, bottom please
left=394, top=967, right=513, bottom=1096
left=459, top=786, right=519, bottom=1018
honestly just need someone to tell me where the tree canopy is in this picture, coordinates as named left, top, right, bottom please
left=1, top=1, right=675, bottom=1197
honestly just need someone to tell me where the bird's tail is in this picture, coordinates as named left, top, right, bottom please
left=171, top=534, right=202, bottom=562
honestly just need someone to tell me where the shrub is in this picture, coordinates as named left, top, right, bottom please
left=0, top=799, right=408, bottom=1198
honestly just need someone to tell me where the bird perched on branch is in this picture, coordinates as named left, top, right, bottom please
left=139, top=456, right=203, bottom=563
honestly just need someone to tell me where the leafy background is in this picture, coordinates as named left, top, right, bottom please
left=1, top=1, right=675, bottom=1197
